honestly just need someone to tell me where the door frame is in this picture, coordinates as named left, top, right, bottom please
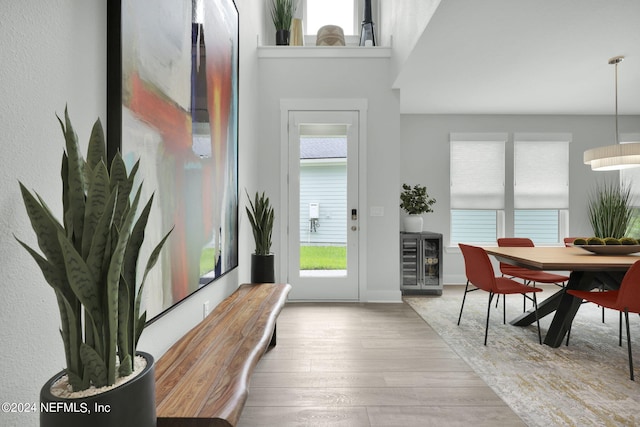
left=279, top=98, right=368, bottom=300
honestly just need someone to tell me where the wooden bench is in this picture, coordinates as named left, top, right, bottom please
left=155, top=282, right=291, bottom=427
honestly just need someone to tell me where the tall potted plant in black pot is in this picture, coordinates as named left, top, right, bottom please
left=246, top=190, right=275, bottom=283
left=270, top=0, right=295, bottom=45
left=16, top=108, right=172, bottom=427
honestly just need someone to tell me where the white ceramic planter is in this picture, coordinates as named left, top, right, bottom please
left=404, top=215, right=423, bottom=233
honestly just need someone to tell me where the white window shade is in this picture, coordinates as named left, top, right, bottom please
left=514, top=137, right=570, bottom=209
left=450, top=136, right=506, bottom=209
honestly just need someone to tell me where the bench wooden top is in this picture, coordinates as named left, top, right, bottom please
left=155, top=283, right=291, bottom=427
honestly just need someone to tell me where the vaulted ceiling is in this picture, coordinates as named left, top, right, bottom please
left=393, top=0, right=640, bottom=115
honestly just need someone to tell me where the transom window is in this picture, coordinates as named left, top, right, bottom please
left=305, top=0, right=357, bottom=36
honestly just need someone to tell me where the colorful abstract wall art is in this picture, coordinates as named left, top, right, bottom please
left=108, top=0, right=239, bottom=320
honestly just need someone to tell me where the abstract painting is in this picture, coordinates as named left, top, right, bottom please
left=108, top=0, right=239, bottom=320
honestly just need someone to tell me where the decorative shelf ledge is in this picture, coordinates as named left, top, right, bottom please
left=257, top=46, right=392, bottom=59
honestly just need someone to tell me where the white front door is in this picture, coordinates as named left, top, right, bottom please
left=286, top=110, right=359, bottom=300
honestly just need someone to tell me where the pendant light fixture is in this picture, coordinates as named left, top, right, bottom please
left=584, top=56, right=640, bottom=171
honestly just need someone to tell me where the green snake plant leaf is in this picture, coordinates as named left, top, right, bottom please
left=134, top=227, right=173, bottom=319
left=85, top=119, right=106, bottom=180
left=15, top=238, right=75, bottom=304
left=110, top=153, right=132, bottom=229
left=57, top=291, right=85, bottom=390
left=117, top=276, right=131, bottom=370
left=82, top=162, right=111, bottom=259
left=134, top=311, right=147, bottom=349
left=58, top=231, right=102, bottom=329
left=18, top=183, right=65, bottom=267
left=85, top=185, right=118, bottom=282
left=122, top=192, right=153, bottom=296
left=118, top=354, right=132, bottom=377
left=79, top=343, right=108, bottom=388
left=105, top=186, right=141, bottom=383
left=121, top=192, right=153, bottom=361
left=58, top=107, right=86, bottom=251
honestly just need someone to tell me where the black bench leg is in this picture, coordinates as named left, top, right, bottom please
left=268, top=324, right=277, bottom=348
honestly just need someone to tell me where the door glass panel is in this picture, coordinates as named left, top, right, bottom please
left=298, top=126, right=348, bottom=277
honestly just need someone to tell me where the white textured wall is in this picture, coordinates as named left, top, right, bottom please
left=400, top=114, right=639, bottom=284
left=381, top=0, right=441, bottom=83
left=0, top=1, right=261, bottom=426
left=257, top=54, right=401, bottom=301
left=0, top=2, right=106, bottom=426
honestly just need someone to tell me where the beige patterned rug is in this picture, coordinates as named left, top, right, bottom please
left=405, top=286, right=640, bottom=427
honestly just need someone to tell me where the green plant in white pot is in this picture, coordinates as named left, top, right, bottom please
left=246, top=190, right=275, bottom=283
left=16, top=108, right=172, bottom=427
left=400, top=183, right=436, bottom=233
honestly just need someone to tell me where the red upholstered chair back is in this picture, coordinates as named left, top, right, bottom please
left=617, top=260, right=640, bottom=314
left=459, top=244, right=497, bottom=293
left=497, top=238, right=534, bottom=277
left=497, top=238, right=534, bottom=247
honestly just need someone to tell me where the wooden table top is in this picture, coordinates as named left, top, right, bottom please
left=484, top=246, right=640, bottom=271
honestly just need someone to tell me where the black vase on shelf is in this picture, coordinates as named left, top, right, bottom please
left=276, top=29, right=290, bottom=46
left=359, top=0, right=376, bottom=46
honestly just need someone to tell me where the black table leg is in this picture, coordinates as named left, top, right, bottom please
left=510, top=270, right=625, bottom=347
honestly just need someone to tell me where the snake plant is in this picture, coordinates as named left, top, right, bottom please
left=246, top=190, right=274, bottom=256
left=16, top=108, right=171, bottom=391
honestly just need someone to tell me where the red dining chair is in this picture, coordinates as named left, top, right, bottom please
left=497, top=238, right=569, bottom=311
left=567, top=259, right=640, bottom=380
left=458, top=243, right=543, bottom=345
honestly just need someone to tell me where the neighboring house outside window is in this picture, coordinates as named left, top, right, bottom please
left=299, top=136, right=347, bottom=245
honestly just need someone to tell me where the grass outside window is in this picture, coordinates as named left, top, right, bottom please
left=300, top=245, right=346, bottom=270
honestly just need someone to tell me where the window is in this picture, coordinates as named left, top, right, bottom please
left=305, top=0, right=357, bottom=36
left=450, top=133, right=571, bottom=246
left=450, top=134, right=507, bottom=244
left=513, top=135, right=570, bottom=244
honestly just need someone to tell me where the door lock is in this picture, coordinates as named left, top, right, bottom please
left=351, top=208, right=357, bottom=220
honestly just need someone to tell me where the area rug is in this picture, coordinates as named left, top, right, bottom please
left=405, top=287, right=640, bottom=427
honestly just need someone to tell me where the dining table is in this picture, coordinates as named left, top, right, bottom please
left=483, top=245, right=640, bottom=347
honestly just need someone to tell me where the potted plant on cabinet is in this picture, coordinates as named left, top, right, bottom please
left=400, top=183, right=436, bottom=233
left=270, top=0, right=295, bottom=45
left=16, top=108, right=171, bottom=427
left=246, top=190, right=275, bottom=283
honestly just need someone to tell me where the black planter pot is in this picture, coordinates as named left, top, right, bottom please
left=275, top=29, right=290, bottom=46
left=251, top=253, right=275, bottom=283
left=40, top=352, right=156, bottom=427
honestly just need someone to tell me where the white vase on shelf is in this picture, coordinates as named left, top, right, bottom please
left=404, top=215, right=423, bottom=233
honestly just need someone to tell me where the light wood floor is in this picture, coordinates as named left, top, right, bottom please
left=238, top=301, right=526, bottom=427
